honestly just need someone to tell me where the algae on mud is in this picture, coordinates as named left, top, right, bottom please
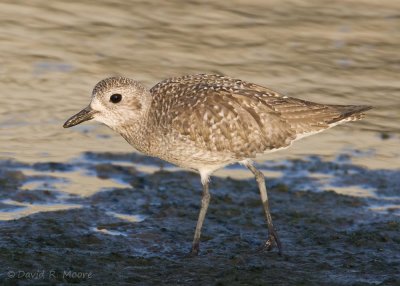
left=0, top=153, right=399, bottom=285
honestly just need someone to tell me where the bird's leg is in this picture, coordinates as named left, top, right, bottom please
left=191, top=177, right=211, bottom=255
left=245, top=162, right=283, bottom=255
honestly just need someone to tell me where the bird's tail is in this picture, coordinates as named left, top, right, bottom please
left=326, top=104, right=373, bottom=124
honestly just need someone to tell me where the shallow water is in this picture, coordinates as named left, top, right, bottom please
left=0, top=0, right=399, bottom=169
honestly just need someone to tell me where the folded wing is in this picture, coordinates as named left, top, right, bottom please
left=150, top=74, right=371, bottom=159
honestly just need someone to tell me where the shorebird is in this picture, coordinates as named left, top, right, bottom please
left=63, top=74, right=372, bottom=255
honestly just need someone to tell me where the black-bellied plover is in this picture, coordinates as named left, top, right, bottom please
left=63, top=74, right=372, bottom=255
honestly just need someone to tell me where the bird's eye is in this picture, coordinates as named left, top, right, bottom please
left=110, top=94, right=122, bottom=103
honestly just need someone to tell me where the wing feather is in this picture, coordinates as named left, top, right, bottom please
left=148, top=74, right=369, bottom=160
left=150, top=76, right=296, bottom=158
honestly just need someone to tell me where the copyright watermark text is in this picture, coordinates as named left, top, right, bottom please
left=6, top=269, right=93, bottom=280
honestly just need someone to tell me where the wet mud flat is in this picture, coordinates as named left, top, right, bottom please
left=0, top=153, right=399, bottom=285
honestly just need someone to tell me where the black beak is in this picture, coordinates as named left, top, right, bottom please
left=63, top=106, right=97, bottom=128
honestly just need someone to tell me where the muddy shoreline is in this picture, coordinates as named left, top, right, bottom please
left=0, top=153, right=399, bottom=285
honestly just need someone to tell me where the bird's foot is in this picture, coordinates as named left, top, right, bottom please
left=189, top=243, right=200, bottom=256
left=259, top=228, right=283, bottom=255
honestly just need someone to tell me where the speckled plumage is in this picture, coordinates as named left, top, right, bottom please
left=104, top=74, right=370, bottom=172
left=64, top=73, right=372, bottom=255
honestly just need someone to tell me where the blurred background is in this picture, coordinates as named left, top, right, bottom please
left=0, top=0, right=399, bottom=169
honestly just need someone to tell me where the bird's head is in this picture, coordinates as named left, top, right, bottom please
left=63, top=77, right=150, bottom=131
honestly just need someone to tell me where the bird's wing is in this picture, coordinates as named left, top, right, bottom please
left=150, top=74, right=371, bottom=159
left=149, top=74, right=299, bottom=158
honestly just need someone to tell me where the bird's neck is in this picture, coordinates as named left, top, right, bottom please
left=116, top=96, right=154, bottom=155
